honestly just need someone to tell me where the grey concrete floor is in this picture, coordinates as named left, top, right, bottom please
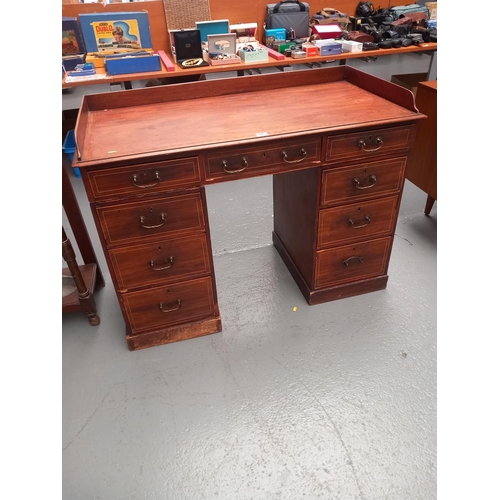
left=62, top=54, right=437, bottom=499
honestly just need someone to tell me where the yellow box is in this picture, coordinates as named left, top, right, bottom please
left=85, top=53, right=105, bottom=69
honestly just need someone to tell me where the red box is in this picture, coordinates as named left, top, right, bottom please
left=311, top=24, right=343, bottom=39
left=302, top=43, right=318, bottom=56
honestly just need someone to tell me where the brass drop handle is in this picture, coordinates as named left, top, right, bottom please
left=348, top=216, right=371, bottom=229
left=282, top=148, right=307, bottom=163
left=222, top=157, right=249, bottom=173
left=343, top=256, right=364, bottom=266
left=149, top=256, right=174, bottom=271
left=358, top=137, right=383, bottom=152
left=139, top=212, right=167, bottom=229
left=132, top=171, right=160, bottom=188
left=353, top=175, right=377, bottom=190
left=159, top=299, right=181, bottom=313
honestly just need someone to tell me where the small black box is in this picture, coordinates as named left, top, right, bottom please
left=173, top=30, right=209, bottom=69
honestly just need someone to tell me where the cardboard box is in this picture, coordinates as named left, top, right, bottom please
left=301, top=42, right=318, bottom=56
left=391, top=73, right=428, bottom=96
left=105, top=52, right=161, bottom=75
left=85, top=53, right=106, bottom=69
left=312, top=40, right=342, bottom=56
left=311, top=24, right=343, bottom=39
left=273, top=41, right=296, bottom=54
left=340, top=40, right=362, bottom=53
left=230, top=23, right=258, bottom=44
left=238, top=46, right=268, bottom=62
left=264, top=28, right=286, bottom=48
left=62, top=17, right=86, bottom=71
left=79, top=12, right=153, bottom=53
left=236, top=40, right=259, bottom=52
left=196, top=19, right=230, bottom=42
left=425, top=2, right=437, bottom=20
left=207, top=33, right=241, bottom=65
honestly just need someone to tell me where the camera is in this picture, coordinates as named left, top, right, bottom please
left=356, top=1, right=375, bottom=17
left=406, top=33, right=424, bottom=45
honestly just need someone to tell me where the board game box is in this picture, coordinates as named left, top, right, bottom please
left=62, top=17, right=86, bottom=71
left=79, top=12, right=153, bottom=54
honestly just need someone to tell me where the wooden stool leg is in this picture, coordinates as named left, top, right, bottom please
left=424, top=195, right=435, bottom=216
left=62, top=228, right=100, bottom=326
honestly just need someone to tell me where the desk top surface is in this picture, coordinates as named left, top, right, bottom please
left=75, top=66, right=424, bottom=166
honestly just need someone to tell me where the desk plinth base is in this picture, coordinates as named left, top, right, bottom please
left=272, top=232, right=388, bottom=305
left=126, top=309, right=222, bottom=351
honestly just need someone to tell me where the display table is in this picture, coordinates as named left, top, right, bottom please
left=62, top=43, right=437, bottom=89
left=73, top=66, right=425, bottom=350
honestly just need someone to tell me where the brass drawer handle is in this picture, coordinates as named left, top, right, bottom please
left=358, top=137, right=383, bottom=152
left=149, top=256, right=174, bottom=271
left=159, top=299, right=181, bottom=313
left=348, top=216, right=371, bottom=229
left=131, top=171, right=160, bottom=188
left=282, top=148, right=307, bottom=163
left=222, top=157, right=248, bottom=174
left=353, top=175, right=377, bottom=190
left=139, top=212, right=166, bottom=229
left=343, top=256, right=364, bottom=266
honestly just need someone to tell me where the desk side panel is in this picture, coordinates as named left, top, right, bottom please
left=345, top=66, right=419, bottom=112
left=273, top=168, right=320, bottom=288
left=74, top=99, right=90, bottom=162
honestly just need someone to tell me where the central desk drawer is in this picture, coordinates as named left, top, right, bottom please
left=317, top=195, right=399, bottom=249
left=205, top=139, right=321, bottom=181
left=315, top=237, right=392, bottom=288
left=321, top=157, right=406, bottom=207
left=96, top=192, right=205, bottom=247
left=325, top=125, right=414, bottom=164
left=109, top=233, right=212, bottom=291
left=123, top=276, right=216, bottom=334
left=86, top=157, right=201, bottom=201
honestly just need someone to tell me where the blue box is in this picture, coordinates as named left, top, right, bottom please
left=195, top=19, right=230, bottom=42
left=79, top=12, right=153, bottom=53
left=105, top=52, right=161, bottom=75
left=264, top=28, right=286, bottom=48
left=63, top=130, right=81, bottom=178
left=313, top=40, right=342, bottom=56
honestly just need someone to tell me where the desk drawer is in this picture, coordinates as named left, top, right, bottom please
left=86, top=157, right=201, bottom=201
left=205, top=139, right=321, bottom=181
left=325, top=125, right=413, bottom=164
left=109, top=233, right=212, bottom=291
left=315, top=237, right=392, bottom=288
left=123, top=276, right=216, bottom=334
left=321, top=158, right=406, bottom=207
left=96, top=192, right=205, bottom=247
left=317, top=195, right=399, bottom=249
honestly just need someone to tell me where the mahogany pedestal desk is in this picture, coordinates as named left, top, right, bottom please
left=73, top=66, right=425, bottom=350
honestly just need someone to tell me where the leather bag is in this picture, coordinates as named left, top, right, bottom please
left=265, top=1, right=311, bottom=38
left=388, top=4, right=429, bottom=22
left=311, top=8, right=349, bottom=29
